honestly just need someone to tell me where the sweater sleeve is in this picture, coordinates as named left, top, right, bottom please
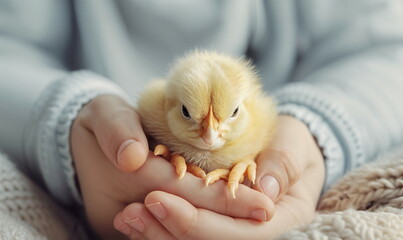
left=274, top=0, right=403, bottom=188
left=0, top=1, right=130, bottom=205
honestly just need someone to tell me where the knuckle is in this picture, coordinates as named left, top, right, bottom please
left=109, top=107, right=135, bottom=123
left=75, top=103, right=92, bottom=128
left=223, top=190, right=231, bottom=215
left=128, top=232, right=143, bottom=240
left=86, top=95, right=137, bottom=126
left=178, top=209, right=199, bottom=240
left=147, top=228, right=166, bottom=240
left=83, top=96, right=111, bottom=120
left=276, top=148, right=301, bottom=186
left=105, top=111, right=136, bottom=138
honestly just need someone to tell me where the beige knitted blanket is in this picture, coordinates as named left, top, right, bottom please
left=0, top=152, right=81, bottom=240
left=278, top=150, right=403, bottom=240
left=1, top=150, right=403, bottom=240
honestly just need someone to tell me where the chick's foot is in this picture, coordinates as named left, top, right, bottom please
left=154, top=144, right=186, bottom=179
left=228, top=159, right=257, bottom=199
left=205, top=169, right=231, bottom=186
left=153, top=144, right=207, bottom=180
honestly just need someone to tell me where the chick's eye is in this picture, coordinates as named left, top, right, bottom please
left=231, top=106, right=239, bottom=118
left=181, top=105, right=191, bottom=120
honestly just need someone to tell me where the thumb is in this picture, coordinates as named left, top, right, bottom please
left=253, top=148, right=301, bottom=202
left=79, top=95, right=149, bottom=172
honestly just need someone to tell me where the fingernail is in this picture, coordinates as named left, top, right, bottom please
left=117, top=139, right=135, bottom=164
left=124, top=217, right=145, bottom=233
left=146, top=202, right=167, bottom=220
left=261, top=175, right=280, bottom=201
left=118, top=224, right=132, bottom=236
left=250, top=209, right=267, bottom=221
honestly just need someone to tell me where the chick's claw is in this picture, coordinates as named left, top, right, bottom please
left=154, top=144, right=170, bottom=159
left=154, top=145, right=187, bottom=179
left=187, top=164, right=207, bottom=179
left=247, top=161, right=257, bottom=184
left=205, top=169, right=230, bottom=186
left=228, top=159, right=256, bottom=198
left=171, top=154, right=187, bottom=179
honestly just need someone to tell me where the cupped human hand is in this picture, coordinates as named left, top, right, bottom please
left=114, top=115, right=325, bottom=239
left=71, top=95, right=275, bottom=239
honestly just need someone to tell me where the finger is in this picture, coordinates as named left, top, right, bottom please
left=114, top=203, right=176, bottom=240
left=134, top=155, right=275, bottom=221
left=113, top=212, right=140, bottom=239
left=253, top=147, right=301, bottom=202
left=79, top=95, right=149, bottom=172
left=161, top=165, right=274, bottom=221
left=145, top=191, right=266, bottom=240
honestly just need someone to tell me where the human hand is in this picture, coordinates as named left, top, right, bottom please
left=114, top=115, right=325, bottom=239
left=71, top=95, right=275, bottom=239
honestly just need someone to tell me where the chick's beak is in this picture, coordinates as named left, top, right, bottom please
left=201, top=106, right=219, bottom=146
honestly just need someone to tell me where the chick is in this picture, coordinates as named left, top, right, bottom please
left=137, top=51, right=277, bottom=198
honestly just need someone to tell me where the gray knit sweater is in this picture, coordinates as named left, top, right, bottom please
left=1, top=0, right=403, bottom=205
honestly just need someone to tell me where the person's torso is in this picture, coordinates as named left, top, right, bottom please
left=72, top=0, right=298, bottom=98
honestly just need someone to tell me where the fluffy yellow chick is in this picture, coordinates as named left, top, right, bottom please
left=137, top=51, right=277, bottom=198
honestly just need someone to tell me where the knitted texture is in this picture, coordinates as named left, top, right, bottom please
left=278, top=149, right=403, bottom=240
left=0, top=152, right=80, bottom=240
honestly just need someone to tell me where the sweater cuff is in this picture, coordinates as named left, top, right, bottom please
left=273, top=83, right=365, bottom=188
left=24, top=70, right=131, bottom=205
